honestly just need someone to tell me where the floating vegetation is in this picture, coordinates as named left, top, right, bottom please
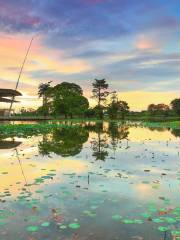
left=0, top=122, right=179, bottom=239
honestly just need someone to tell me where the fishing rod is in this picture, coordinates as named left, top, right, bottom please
left=9, top=37, right=34, bottom=116
left=15, top=148, right=29, bottom=187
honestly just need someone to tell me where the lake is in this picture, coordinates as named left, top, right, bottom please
left=0, top=122, right=179, bottom=240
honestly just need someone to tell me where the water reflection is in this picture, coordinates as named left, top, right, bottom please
left=171, top=128, right=180, bottom=137
left=0, top=122, right=179, bottom=240
left=38, top=126, right=89, bottom=156
left=37, top=122, right=130, bottom=161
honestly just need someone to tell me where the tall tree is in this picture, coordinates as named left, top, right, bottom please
left=38, top=81, right=52, bottom=116
left=38, top=81, right=52, bottom=106
left=92, top=79, right=109, bottom=119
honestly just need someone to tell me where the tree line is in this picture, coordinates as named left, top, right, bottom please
left=19, top=79, right=180, bottom=119
left=147, top=99, right=180, bottom=117
left=37, top=79, right=130, bottom=119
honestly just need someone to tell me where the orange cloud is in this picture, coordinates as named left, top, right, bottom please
left=135, top=35, right=159, bottom=51
left=0, top=33, right=91, bottom=86
left=0, top=33, right=92, bottom=110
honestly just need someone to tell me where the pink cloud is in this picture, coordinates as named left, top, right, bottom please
left=135, top=35, right=160, bottom=51
left=0, top=2, right=42, bottom=29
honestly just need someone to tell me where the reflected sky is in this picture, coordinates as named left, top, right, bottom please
left=0, top=122, right=179, bottom=240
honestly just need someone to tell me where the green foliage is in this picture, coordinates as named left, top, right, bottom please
left=107, top=93, right=129, bottom=119
left=38, top=81, right=52, bottom=101
left=52, top=82, right=89, bottom=118
left=38, top=81, right=52, bottom=115
left=92, top=79, right=109, bottom=119
left=84, top=108, right=96, bottom=118
left=37, top=105, right=49, bottom=116
left=147, top=104, right=170, bottom=116
left=171, top=98, right=180, bottom=115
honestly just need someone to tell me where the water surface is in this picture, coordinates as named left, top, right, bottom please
left=0, top=122, right=179, bottom=240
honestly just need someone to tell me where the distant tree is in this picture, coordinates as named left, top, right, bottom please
left=53, top=82, right=89, bottom=118
left=117, top=101, right=130, bottom=119
left=148, top=104, right=157, bottom=115
left=92, top=79, right=109, bottom=119
left=107, top=93, right=129, bottom=119
left=148, top=103, right=170, bottom=116
left=107, top=92, right=118, bottom=119
left=19, top=107, right=37, bottom=116
left=171, top=98, right=180, bottom=116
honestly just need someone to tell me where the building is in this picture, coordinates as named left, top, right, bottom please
left=0, top=89, right=22, bottom=116
left=0, top=109, right=11, bottom=116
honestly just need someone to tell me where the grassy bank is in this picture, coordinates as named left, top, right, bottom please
left=140, top=121, right=180, bottom=129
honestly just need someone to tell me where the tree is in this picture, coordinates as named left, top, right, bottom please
left=107, top=92, right=119, bottom=119
left=107, top=93, right=129, bottom=119
left=117, top=101, right=130, bottom=119
left=84, top=108, right=96, bottom=118
left=171, top=98, right=180, bottom=116
left=38, top=81, right=52, bottom=115
left=52, top=82, right=89, bottom=118
left=148, top=103, right=170, bottom=116
left=92, top=79, right=109, bottom=119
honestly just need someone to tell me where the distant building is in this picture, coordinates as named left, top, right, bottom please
left=0, top=109, right=11, bottom=116
left=0, top=89, right=22, bottom=116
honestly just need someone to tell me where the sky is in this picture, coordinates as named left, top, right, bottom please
left=0, top=0, right=180, bottom=111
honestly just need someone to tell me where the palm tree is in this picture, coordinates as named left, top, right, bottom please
left=38, top=81, right=52, bottom=107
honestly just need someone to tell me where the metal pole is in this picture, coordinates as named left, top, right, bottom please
left=9, top=37, right=34, bottom=116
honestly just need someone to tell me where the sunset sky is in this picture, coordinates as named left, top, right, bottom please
left=0, top=0, right=180, bottom=111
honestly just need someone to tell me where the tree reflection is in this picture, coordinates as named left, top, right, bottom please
left=147, top=127, right=169, bottom=132
left=90, top=122, right=109, bottom=161
left=108, top=122, right=129, bottom=150
left=38, top=127, right=89, bottom=157
left=171, top=128, right=180, bottom=137
left=89, top=122, right=130, bottom=161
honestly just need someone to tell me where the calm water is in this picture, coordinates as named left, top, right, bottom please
left=0, top=122, right=179, bottom=240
